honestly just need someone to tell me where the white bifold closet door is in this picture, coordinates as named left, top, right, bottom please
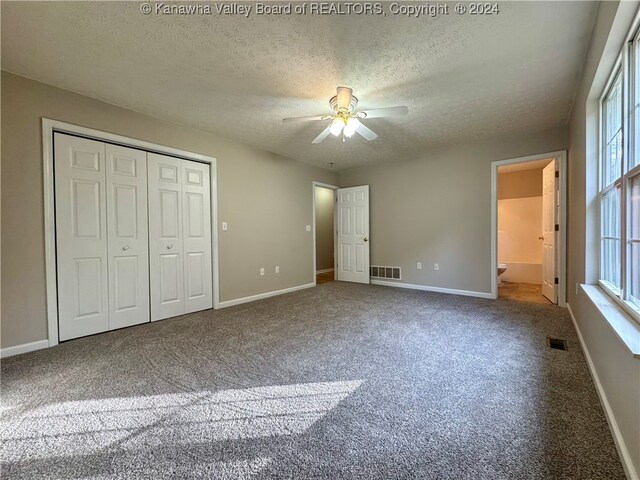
left=55, top=133, right=150, bottom=341
left=147, top=153, right=213, bottom=321
left=105, top=144, right=150, bottom=329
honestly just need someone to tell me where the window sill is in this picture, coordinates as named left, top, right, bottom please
left=581, top=284, right=640, bottom=359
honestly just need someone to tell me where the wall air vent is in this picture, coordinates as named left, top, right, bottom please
left=370, top=266, right=401, bottom=280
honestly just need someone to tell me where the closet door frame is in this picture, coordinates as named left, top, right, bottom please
left=42, top=119, right=220, bottom=347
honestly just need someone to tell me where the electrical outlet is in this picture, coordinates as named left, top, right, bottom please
left=417, top=262, right=422, bottom=270
left=305, top=225, right=311, bottom=232
left=222, top=222, right=228, bottom=231
left=434, top=263, right=439, bottom=271
left=275, top=266, right=280, bottom=274
left=260, top=267, right=265, bottom=276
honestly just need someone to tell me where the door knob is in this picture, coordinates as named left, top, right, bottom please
left=122, top=245, right=130, bottom=251
left=167, top=244, right=173, bottom=249
left=364, top=237, right=369, bottom=242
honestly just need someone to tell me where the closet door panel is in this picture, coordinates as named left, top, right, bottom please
left=54, top=134, right=109, bottom=341
left=106, top=144, right=150, bottom=329
left=148, top=153, right=185, bottom=320
left=160, top=253, right=182, bottom=301
left=183, top=161, right=213, bottom=313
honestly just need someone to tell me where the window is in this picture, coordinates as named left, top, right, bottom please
left=630, top=175, right=640, bottom=306
left=598, top=33, right=640, bottom=322
left=600, top=72, right=622, bottom=292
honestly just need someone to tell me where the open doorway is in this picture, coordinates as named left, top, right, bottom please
left=313, top=182, right=338, bottom=285
left=491, top=151, right=567, bottom=305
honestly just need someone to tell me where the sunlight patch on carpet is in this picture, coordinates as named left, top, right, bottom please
left=0, top=379, right=364, bottom=465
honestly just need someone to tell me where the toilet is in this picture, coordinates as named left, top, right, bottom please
left=497, top=263, right=508, bottom=285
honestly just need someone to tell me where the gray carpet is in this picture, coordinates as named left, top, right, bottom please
left=0, top=282, right=626, bottom=479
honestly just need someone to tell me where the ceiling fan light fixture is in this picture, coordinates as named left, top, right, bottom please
left=281, top=86, right=408, bottom=144
left=343, top=117, right=360, bottom=137
left=330, top=118, right=345, bottom=136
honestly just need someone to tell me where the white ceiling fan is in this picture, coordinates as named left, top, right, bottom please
left=283, top=86, right=409, bottom=144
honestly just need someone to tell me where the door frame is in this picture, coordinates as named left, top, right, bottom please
left=490, top=150, right=567, bottom=306
left=42, top=118, right=220, bottom=347
left=312, top=181, right=339, bottom=285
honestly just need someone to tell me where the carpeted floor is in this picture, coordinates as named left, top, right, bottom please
left=0, top=282, right=625, bottom=479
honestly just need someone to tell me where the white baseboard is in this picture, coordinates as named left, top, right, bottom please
left=316, top=268, right=334, bottom=274
left=567, top=303, right=639, bottom=480
left=1, top=339, right=49, bottom=359
left=218, top=283, right=315, bottom=308
left=371, top=279, right=494, bottom=299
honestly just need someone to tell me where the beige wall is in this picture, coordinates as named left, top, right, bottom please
left=497, top=169, right=542, bottom=200
left=566, top=1, right=640, bottom=476
left=338, top=127, right=568, bottom=294
left=497, top=197, right=543, bottom=284
left=314, top=187, right=334, bottom=272
left=498, top=197, right=542, bottom=264
left=1, top=71, right=337, bottom=349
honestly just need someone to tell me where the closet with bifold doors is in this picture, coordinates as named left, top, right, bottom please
left=147, top=153, right=212, bottom=321
left=54, top=133, right=213, bottom=341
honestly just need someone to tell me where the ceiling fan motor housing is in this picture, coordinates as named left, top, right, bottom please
left=330, top=94, right=358, bottom=113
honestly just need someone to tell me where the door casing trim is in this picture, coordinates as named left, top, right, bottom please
left=490, top=150, right=567, bottom=305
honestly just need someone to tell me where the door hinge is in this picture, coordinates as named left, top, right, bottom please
left=554, top=224, right=559, bottom=232
left=555, top=171, right=559, bottom=178
left=554, top=277, right=559, bottom=285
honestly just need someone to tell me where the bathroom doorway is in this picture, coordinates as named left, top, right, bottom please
left=490, top=151, right=567, bottom=305
left=313, top=182, right=337, bottom=285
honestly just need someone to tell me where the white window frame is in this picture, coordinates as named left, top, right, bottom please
left=598, top=33, right=640, bottom=324
left=599, top=66, right=623, bottom=294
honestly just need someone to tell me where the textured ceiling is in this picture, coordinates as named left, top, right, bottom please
left=1, top=1, right=596, bottom=170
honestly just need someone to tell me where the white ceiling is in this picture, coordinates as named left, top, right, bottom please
left=1, top=2, right=596, bottom=171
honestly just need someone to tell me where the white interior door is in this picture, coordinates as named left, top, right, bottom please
left=106, top=144, right=150, bottom=329
left=337, top=185, right=370, bottom=284
left=182, top=160, right=213, bottom=313
left=148, top=153, right=185, bottom=321
left=55, top=133, right=109, bottom=341
left=542, top=161, right=558, bottom=303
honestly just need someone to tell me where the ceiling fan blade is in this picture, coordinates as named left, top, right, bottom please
left=355, top=122, right=378, bottom=141
left=312, top=125, right=332, bottom=144
left=283, top=115, right=332, bottom=124
left=336, top=86, right=353, bottom=110
left=357, top=106, right=409, bottom=119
